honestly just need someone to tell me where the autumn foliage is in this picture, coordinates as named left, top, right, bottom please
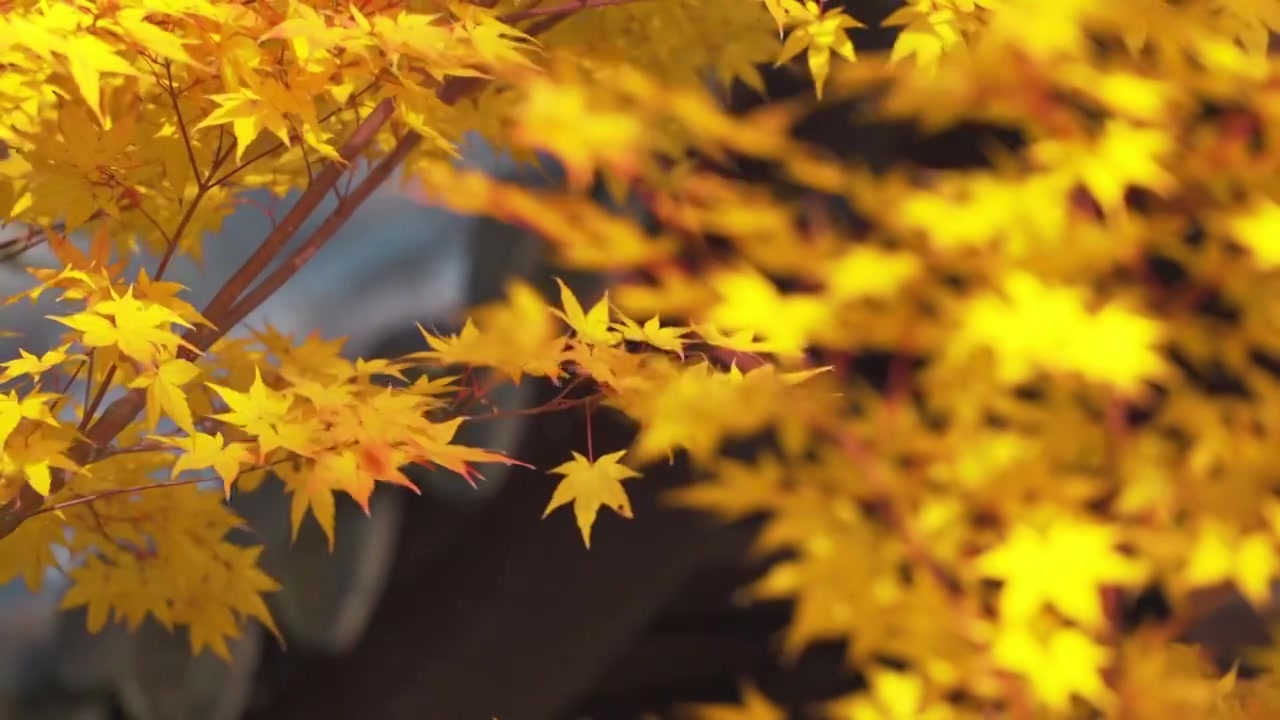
left=5, top=0, right=1280, bottom=717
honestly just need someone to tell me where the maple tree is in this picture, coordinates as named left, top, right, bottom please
left=6, top=0, right=1280, bottom=717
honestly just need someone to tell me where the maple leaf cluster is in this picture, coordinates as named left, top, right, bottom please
left=3, top=1, right=1280, bottom=719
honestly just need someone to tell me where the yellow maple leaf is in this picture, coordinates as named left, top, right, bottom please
left=695, top=324, right=783, bottom=355
left=261, top=3, right=356, bottom=67
left=543, top=450, right=641, bottom=548
left=956, top=273, right=1079, bottom=386
left=414, top=319, right=483, bottom=365
left=414, top=311, right=564, bottom=383
left=453, top=4, right=538, bottom=71
left=514, top=78, right=644, bottom=188
left=277, top=458, right=337, bottom=550
left=883, top=2, right=969, bottom=72
left=59, top=556, right=119, bottom=635
left=62, top=34, right=140, bottom=124
left=468, top=279, right=567, bottom=381
left=4, top=426, right=79, bottom=496
left=991, top=622, right=1115, bottom=712
left=0, top=389, right=63, bottom=458
left=182, top=598, right=242, bottom=661
left=553, top=278, right=622, bottom=347
left=153, top=431, right=255, bottom=497
left=309, top=449, right=374, bottom=511
left=665, top=454, right=787, bottom=520
left=51, top=286, right=195, bottom=364
left=0, top=344, right=78, bottom=383
left=128, top=357, right=201, bottom=434
left=705, top=267, right=829, bottom=356
left=952, top=270, right=1166, bottom=393
left=612, top=313, right=689, bottom=358
left=976, top=516, right=1149, bottom=630
left=205, top=367, right=309, bottom=459
left=1227, top=197, right=1280, bottom=270
left=760, top=0, right=788, bottom=37
left=1031, top=120, right=1176, bottom=217
left=824, top=245, right=923, bottom=301
left=194, top=89, right=290, bottom=162
left=827, top=669, right=953, bottom=720
left=775, top=1, right=862, bottom=99
left=109, top=8, right=198, bottom=65
left=216, top=543, right=283, bottom=646
left=1183, top=520, right=1280, bottom=609
left=0, top=511, right=65, bottom=591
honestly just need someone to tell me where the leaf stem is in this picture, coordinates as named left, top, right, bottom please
left=585, top=397, right=595, bottom=461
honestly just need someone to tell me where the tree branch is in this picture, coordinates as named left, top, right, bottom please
left=0, top=0, right=609, bottom=540
left=196, top=97, right=398, bottom=326
left=215, top=131, right=422, bottom=336
left=0, top=99, right=398, bottom=541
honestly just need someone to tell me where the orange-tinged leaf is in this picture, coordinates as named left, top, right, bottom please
left=406, top=415, right=527, bottom=485
left=312, top=450, right=372, bottom=511
left=278, top=459, right=337, bottom=551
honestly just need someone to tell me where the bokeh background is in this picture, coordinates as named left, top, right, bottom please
left=2, top=3, right=1276, bottom=717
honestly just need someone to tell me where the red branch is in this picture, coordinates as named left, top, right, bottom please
left=0, top=0, right=626, bottom=539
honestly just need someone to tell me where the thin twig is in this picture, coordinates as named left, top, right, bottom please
left=78, top=365, right=116, bottom=433
left=32, top=476, right=217, bottom=516
left=165, top=63, right=203, bottom=189
left=82, top=351, right=94, bottom=411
